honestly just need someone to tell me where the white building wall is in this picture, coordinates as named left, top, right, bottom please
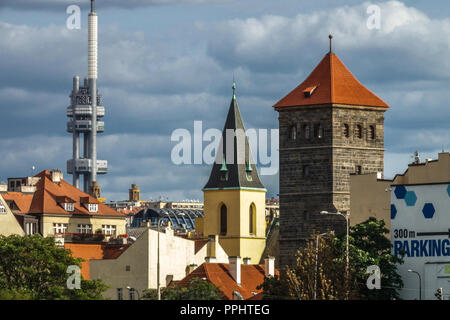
left=391, top=183, right=450, bottom=300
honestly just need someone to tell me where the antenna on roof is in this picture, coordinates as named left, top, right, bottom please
left=329, top=34, right=333, bottom=54
left=31, top=165, right=36, bottom=176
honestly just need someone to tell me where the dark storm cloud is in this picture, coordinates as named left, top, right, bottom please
left=1, top=1, right=450, bottom=200
left=0, top=0, right=225, bottom=11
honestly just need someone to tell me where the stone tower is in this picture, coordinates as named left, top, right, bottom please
left=129, top=184, right=140, bottom=202
left=274, top=41, right=390, bottom=267
left=203, top=83, right=267, bottom=264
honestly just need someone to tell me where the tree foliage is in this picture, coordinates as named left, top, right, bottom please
left=259, top=218, right=403, bottom=300
left=142, top=278, right=223, bottom=300
left=0, top=234, right=108, bottom=300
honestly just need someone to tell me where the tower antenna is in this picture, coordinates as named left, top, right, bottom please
left=329, top=34, right=333, bottom=54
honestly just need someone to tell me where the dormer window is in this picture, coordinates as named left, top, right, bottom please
left=56, top=196, right=75, bottom=212
left=303, top=86, right=317, bottom=97
left=80, top=197, right=99, bottom=213
left=64, top=203, right=74, bottom=212
left=220, top=157, right=229, bottom=182
left=88, top=203, right=98, bottom=213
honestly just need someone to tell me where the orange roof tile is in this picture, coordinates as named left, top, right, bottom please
left=274, top=53, right=389, bottom=108
left=2, top=192, right=34, bottom=214
left=64, top=243, right=106, bottom=280
left=178, top=263, right=279, bottom=300
left=20, top=170, right=125, bottom=217
left=64, top=243, right=132, bottom=279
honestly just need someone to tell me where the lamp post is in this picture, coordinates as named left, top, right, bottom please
left=408, top=269, right=422, bottom=300
left=320, top=210, right=349, bottom=299
left=314, top=232, right=328, bottom=300
left=126, top=286, right=141, bottom=300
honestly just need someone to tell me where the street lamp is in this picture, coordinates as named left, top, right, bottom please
left=126, top=286, right=141, bottom=300
left=320, top=210, right=349, bottom=299
left=314, top=232, right=328, bottom=300
left=408, top=269, right=422, bottom=300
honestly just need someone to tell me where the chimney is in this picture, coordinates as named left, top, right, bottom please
left=243, top=257, right=251, bottom=265
left=264, top=256, right=275, bottom=278
left=51, top=169, right=63, bottom=184
left=0, top=182, right=7, bottom=193
left=207, top=234, right=218, bottom=258
left=229, top=256, right=241, bottom=285
left=205, top=257, right=216, bottom=263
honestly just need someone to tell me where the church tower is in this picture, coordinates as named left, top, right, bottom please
left=203, top=83, right=267, bottom=264
left=274, top=36, right=390, bottom=267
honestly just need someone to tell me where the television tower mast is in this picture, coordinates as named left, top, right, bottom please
left=67, top=0, right=107, bottom=197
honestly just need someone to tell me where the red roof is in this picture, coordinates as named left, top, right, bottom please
left=178, top=263, right=279, bottom=300
left=64, top=243, right=105, bottom=280
left=2, top=192, right=33, bottom=214
left=274, top=53, right=389, bottom=108
left=4, top=170, right=125, bottom=217
left=64, top=243, right=131, bottom=279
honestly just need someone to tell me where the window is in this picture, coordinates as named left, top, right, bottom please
left=314, top=124, right=323, bottom=139
left=220, top=205, right=227, bottom=236
left=129, top=288, right=136, bottom=300
left=0, top=202, right=6, bottom=214
left=303, top=165, right=310, bottom=178
left=25, top=222, right=37, bottom=235
left=64, top=203, right=74, bottom=212
left=249, top=203, right=256, bottom=235
left=368, top=125, right=375, bottom=140
left=303, top=125, right=310, bottom=139
left=356, top=125, right=362, bottom=139
left=53, top=223, right=68, bottom=234
left=303, top=211, right=310, bottom=220
left=290, top=125, right=297, bottom=140
left=77, top=224, right=92, bottom=234
left=343, top=124, right=349, bottom=138
left=356, top=165, right=362, bottom=175
left=102, top=225, right=116, bottom=235
left=125, top=265, right=131, bottom=272
left=117, top=288, right=123, bottom=300
left=88, top=203, right=98, bottom=213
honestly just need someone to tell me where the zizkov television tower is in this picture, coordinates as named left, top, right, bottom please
left=67, top=0, right=107, bottom=197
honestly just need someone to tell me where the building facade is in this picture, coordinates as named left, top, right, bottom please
left=274, top=44, right=389, bottom=267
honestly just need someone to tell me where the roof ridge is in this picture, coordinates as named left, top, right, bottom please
left=329, top=53, right=334, bottom=102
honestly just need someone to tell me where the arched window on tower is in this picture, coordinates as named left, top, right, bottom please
left=343, top=124, right=349, bottom=138
left=356, top=125, right=362, bottom=139
left=220, top=204, right=227, bottom=236
left=368, top=125, right=375, bottom=140
left=249, top=203, right=256, bottom=235
left=290, top=125, right=297, bottom=140
left=303, top=124, right=310, bottom=139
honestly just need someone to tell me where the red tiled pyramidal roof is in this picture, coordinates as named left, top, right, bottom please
left=274, top=53, right=389, bottom=108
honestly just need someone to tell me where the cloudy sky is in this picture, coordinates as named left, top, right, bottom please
left=0, top=0, right=449, bottom=202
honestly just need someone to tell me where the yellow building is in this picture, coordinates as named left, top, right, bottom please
left=201, top=83, right=267, bottom=264
left=350, top=152, right=450, bottom=230
left=0, top=191, right=25, bottom=236
left=3, top=170, right=127, bottom=239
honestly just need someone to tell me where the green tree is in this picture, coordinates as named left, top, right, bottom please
left=343, top=217, right=404, bottom=300
left=259, top=218, right=403, bottom=300
left=0, top=234, right=108, bottom=300
left=142, top=278, right=223, bottom=300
